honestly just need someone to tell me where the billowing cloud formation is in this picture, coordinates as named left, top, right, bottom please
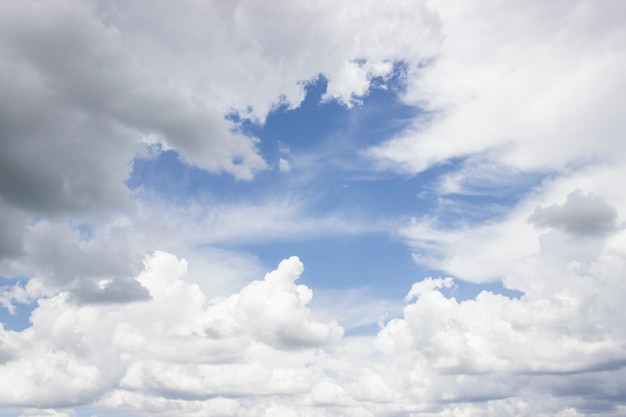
left=2, top=239, right=626, bottom=416
left=0, top=253, right=342, bottom=410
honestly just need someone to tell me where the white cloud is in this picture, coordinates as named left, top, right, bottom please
left=369, top=226, right=626, bottom=415
left=202, top=255, right=344, bottom=348
left=399, top=162, right=626, bottom=283
left=0, top=252, right=342, bottom=411
left=367, top=0, right=626, bottom=176
left=399, top=210, right=539, bottom=282
left=2, top=244, right=626, bottom=416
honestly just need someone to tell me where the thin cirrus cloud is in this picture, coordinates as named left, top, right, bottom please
left=1, top=0, right=626, bottom=416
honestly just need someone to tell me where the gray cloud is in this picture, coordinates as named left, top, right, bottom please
left=71, top=277, right=150, bottom=305
left=0, top=202, right=26, bottom=261
left=0, top=1, right=135, bottom=216
left=529, top=190, right=618, bottom=236
left=19, top=220, right=148, bottom=304
left=0, top=0, right=266, bottom=221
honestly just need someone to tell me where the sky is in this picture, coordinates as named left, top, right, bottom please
left=1, top=0, right=626, bottom=416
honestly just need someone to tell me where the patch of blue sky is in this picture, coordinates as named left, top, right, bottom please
left=241, top=234, right=522, bottom=304
left=241, top=233, right=422, bottom=298
left=127, top=68, right=530, bottom=304
left=252, top=68, right=417, bottom=151
left=128, top=67, right=416, bottom=187
left=416, top=155, right=549, bottom=229
left=128, top=74, right=428, bottom=212
left=0, top=279, right=35, bottom=332
left=69, top=220, right=95, bottom=241
left=0, top=408, right=20, bottom=417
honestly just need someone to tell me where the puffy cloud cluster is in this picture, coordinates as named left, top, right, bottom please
left=373, top=226, right=626, bottom=416
left=0, top=253, right=343, bottom=413
left=3, top=236, right=626, bottom=416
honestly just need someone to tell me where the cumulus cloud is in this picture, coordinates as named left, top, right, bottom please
left=0, top=253, right=342, bottom=410
left=2, top=243, right=626, bottom=416
left=203, top=256, right=344, bottom=348
left=371, top=230, right=626, bottom=415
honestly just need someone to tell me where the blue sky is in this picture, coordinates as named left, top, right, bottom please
left=126, top=75, right=523, bottom=302
left=1, top=1, right=626, bottom=416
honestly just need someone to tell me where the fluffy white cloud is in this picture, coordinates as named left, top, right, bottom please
left=3, top=241, right=626, bottom=416
left=370, top=226, right=626, bottom=416
left=0, top=252, right=342, bottom=411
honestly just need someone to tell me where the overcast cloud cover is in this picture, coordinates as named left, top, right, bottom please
left=1, top=0, right=626, bottom=416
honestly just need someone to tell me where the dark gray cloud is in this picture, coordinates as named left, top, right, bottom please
left=529, top=190, right=618, bottom=236
left=0, top=1, right=135, bottom=216
left=0, top=0, right=265, bottom=219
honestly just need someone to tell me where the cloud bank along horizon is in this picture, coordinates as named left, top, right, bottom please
left=1, top=0, right=626, bottom=416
